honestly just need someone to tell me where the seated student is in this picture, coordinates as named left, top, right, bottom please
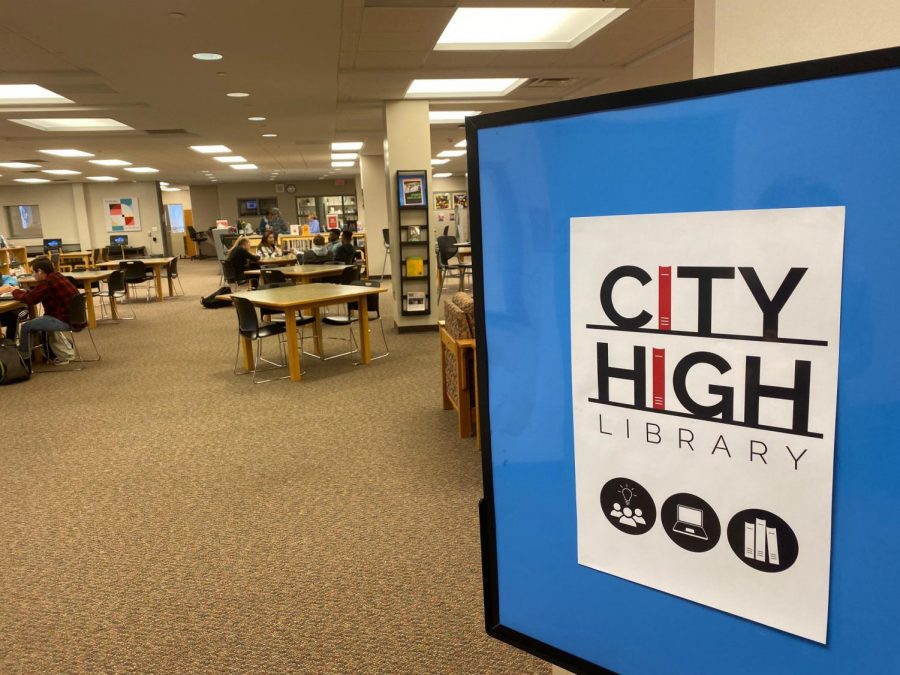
left=226, top=235, right=261, bottom=285
left=303, top=235, right=332, bottom=264
left=332, top=229, right=357, bottom=265
left=0, top=257, right=82, bottom=366
left=327, top=228, right=341, bottom=253
left=256, top=231, right=282, bottom=258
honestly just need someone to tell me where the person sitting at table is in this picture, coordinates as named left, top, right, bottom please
left=256, top=231, right=282, bottom=258
left=0, top=270, right=22, bottom=340
left=226, top=236, right=261, bottom=286
left=327, top=228, right=341, bottom=253
left=332, top=229, right=356, bottom=265
left=0, top=257, right=82, bottom=366
left=303, top=234, right=333, bottom=264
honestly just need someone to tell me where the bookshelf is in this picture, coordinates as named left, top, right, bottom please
left=0, top=246, right=30, bottom=275
left=396, top=170, right=431, bottom=316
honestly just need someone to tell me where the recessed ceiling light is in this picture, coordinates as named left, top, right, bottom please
left=0, top=162, right=41, bottom=169
left=161, top=187, right=182, bottom=192
left=86, top=176, right=118, bottom=182
left=41, top=169, right=82, bottom=175
left=435, top=8, right=627, bottom=51
left=429, top=110, right=482, bottom=124
left=262, top=133, right=278, bottom=138
left=431, top=158, right=450, bottom=166
left=331, top=161, right=354, bottom=168
left=14, top=178, right=51, bottom=183
left=331, top=153, right=358, bottom=161
left=190, top=145, right=231, bottom=154
left=11, top=118, right=133, bottom=132
left=226, top=92, right=250, bottom=98
left=331, top=142, right=363, bottom=151
left=455, top=140, right=467, bottom=148
left=433, top=173, right=452, bottom=178
left=248, top=116, right=266, bottom=121
left=39, top=148, right=94, bottom=158
left=89, top=159, right=132, bottom=166
left=124, top=167, right=159, bottom=173
left=407, top=78, right=525, bottom=98
left=437, top=150, right=466, bottom=158
left=0, top=84, right=73, bottom=105
left=193, top=52, right=223, bottom=61
left=231, top=163, right=258, bottom=170
left=159, top=181, right=169, bottom=186
left=214, top=155, right=247, bottom=163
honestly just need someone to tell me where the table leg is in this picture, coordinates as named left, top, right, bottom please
left=109, top=296, right=120, bottom=320
left=83, top=281, right=97, bottom=328
left=154, top=267, right=164, bottom=302
left=167, top=276, right=175, bottom=297
left=241, top=336, right=253, bottom=371
left=357, top=296, right=372, bottom=364
left=312, top=307, right=324, bottom=357
left=285, top=310, right=302, bottom=381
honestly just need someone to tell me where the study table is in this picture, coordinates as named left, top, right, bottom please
left=96, top=257, right=175, bottom=302
left=228, top=283, right=387, bottom=382
left=244, top=263, right=349, bottom=284
left=17, top=269, right=114, bottom=328
left=256, top=254, right=302, bottom=267
left=59, top=250, right=94, bottom=269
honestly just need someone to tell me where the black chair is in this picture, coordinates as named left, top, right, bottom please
left=96, top=270, right=135, bottom=320
left=221, top=259, right=249, bottom=291
left=350, top=279, right=389, bottom=362
left=381, top=228, right=390, bottom=280
left=232, top=296, right=289, bottom=384
left=315, top=265, right=362, bottom=361
left=164, top=257, right=184, bottom=296
left=49, top=250, right=61, bottom=271
left=436, top=235, right=472, bottom=300
left=260, top=268, right=286, bottom=284
left=119, top=260, right=155, bottom=302
left=40, top=294, right=100, bottom=371
left=187, top=225, right=208, bottom=259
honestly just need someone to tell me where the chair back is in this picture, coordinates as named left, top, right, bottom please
left=442, top=225, right=450, bottom=236
left=232, top=297, right=260, bottom=338
left=100, top=246, right=110, bottom=262
left=167, top=257, right=179, bottom=277
left=260, top=268, right=286, bottom=283
left=351, top=279, right=381, bottom=315
left=107, top=269, right=126, bottom=294
left=382, top=228, right=390, bottom=249
left=258, top=281, right=292, bottom=290
left=339, top=265, right=361, bottom=285
left=436, top=235, right=459, bottom=266
left=92, top=248, right=102, bottom=267
left=49, top=250, right=61, bottom=270
left=120, top=259, right=148, bottom=282
left=221, top=259, right=238, bottom=283
left=67, top=291, right=88, bottom=326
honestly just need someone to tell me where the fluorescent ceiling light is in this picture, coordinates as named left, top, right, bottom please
left=192, top=52, right=223, bottom=61
left=433, top=173, right=452, bottom=179
left=0, top=84, right=73, bottom=105
left=331, top=142, right=363, bottom=151
left=161, top=187, right=181, bottom=192
left=226, top=92, right=250, bottom=98
left=10, top=118, right=133, bottom=132
left=262, top=133, right=277, bottom=138
left=124, top=166, right=159, bottom=173
left=435, top=8, right=627, bottom=51
left=14, top=178, right=50, bottom=183
left=406, top=78, right=525, bottom=98
left=159, top=181, right=169, bottom=186
left=214, top=155, right=247, bottom=163
left=89, top=159, right=131, bottom=166
left=86, top=176, right=118, bottom=182
left=190, top=145, right=231, bottom=154
left=41, top=169, right=81, bottom=175
left=431, top=158, right=450, bottom=166
left=331, top=161, right=354, bottom=168
left=437, top=150, right=466, bottom=158
left=455, top=140, right=467, bottom=148
left=0, top=161, right=41, bottom=169
left=331, top=153, right=358, bottom=161
left=429, top=110, right=481, bottom=124
left=231, top=163, right=258, bottom=170
left=248, top=116, right=266, bottom=121
left=39, top=148, right=94, bottom=158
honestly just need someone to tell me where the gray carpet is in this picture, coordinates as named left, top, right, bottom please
left=0, top=260, right=546, bottom=673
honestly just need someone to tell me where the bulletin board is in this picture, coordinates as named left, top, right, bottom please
left=468, top=47, right=900, bottom=674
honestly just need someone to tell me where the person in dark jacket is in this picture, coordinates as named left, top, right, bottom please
left=226, top=236, right=260, bottom=283
left=332, top=229, right=356, bottom=265
left=302, top=234, right=332, bottom=264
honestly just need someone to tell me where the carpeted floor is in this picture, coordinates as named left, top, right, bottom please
left=0, top=260, right=546, bottom=674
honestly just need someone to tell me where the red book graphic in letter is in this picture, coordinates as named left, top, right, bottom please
left=658, top=266, right=672, bottom=330
left=652, top=348, right=665, bottom=410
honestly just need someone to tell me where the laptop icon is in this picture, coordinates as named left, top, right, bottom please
left=672, top=505, right=709, bottom=540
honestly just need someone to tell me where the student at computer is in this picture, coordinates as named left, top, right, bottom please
left=256, top=231, right=282, bottom=258
left=226, top=236, right=261, bottom=285
left=0, top=258, right=81, bottom=365
left=332, top=229, right=356, bottom=265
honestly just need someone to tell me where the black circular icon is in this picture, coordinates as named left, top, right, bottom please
left=600, top=477, right=656, bottom=535
left=660, top=493, right=721, bottom=553
left=727, top=509, right=798, bottom=572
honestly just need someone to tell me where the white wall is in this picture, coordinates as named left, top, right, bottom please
left=0, top=184, right=81, bottom=247
left=83, top=182, right=163, bottom=254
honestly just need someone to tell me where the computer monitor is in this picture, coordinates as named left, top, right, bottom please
left=110, top=234, right=129, bottom=246
left=43, top=237, right=62, bottom=251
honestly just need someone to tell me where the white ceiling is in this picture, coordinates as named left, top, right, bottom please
left=0, top=0, right=693, bottom=187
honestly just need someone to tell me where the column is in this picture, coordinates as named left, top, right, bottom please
left=70, top=183, right=93, bottom=250
left=359, top=153, right=390, bottom=279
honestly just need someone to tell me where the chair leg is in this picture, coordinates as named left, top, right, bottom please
left=380, top=248, right=389, bottom=281
left=353, top=316, right=389, bottom=364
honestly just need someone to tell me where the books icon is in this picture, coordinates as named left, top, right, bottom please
left=744, top=518, right=780, bottom=566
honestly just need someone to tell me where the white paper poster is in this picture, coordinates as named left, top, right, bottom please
left=570, top=207, right=844, bottom=643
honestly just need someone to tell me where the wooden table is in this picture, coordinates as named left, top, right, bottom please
left=256, top=254, right=301, bottom=267
left=245, top=263, right=349, bottom=284
left=229, top=283, right=387, bottom=382
left=97, top=257, right=175, bottom=302
left=59, top=250, right=93, bottom=269
left=17, top=269, right=114, bottom=328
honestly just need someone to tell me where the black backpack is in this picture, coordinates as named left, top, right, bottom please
left=0, top=339, right=30, bottom=384
left=200, top=286, right=233, bottom=309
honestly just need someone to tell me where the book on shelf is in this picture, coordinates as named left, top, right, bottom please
left=405, top=292, right=426, bottom=312
left=407, top=226, right=421, bottom=241
left=405, top=257, right=424, bottom=277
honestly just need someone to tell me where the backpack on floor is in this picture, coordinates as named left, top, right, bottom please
left=201, top=286, right=233, bottom=309
left=0, top=339, right=30, bottom=384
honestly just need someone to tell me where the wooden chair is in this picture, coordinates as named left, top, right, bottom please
left=440, top=292, right=479, bottom=444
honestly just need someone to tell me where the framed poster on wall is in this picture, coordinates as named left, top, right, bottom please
left=397, top=170, right=427, bottom=210
left=104, top=197, right=140, bottom=232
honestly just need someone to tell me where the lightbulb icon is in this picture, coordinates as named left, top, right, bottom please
left=619, top=484, right=635, bottom=506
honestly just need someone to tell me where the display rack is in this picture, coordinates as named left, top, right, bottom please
left=396, top=170, right=430, bottom=316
